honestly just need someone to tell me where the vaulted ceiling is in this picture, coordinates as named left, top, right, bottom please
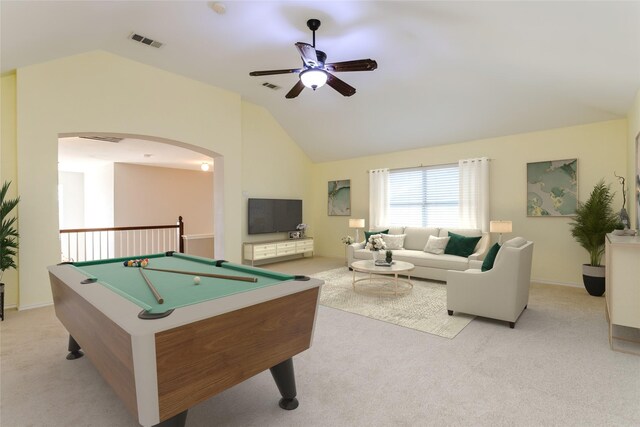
left=2, top=1, right=639, bottom=163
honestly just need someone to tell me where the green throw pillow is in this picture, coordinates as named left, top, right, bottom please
left=444, top=232, right=482, bottom=258
left=481, top=243, right=501, bottom=271
left=364, top=229, right=389, bottom=242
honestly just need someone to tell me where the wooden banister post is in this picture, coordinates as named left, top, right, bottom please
left=178, top=216, right=184, bottom=253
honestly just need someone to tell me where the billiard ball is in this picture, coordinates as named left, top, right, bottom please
left=193, top=276, right=201, bottom=285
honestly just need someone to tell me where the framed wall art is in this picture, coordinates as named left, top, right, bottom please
left=527, top=158, right=578, bottom=217
left=328, top=179, right=351, bottom=216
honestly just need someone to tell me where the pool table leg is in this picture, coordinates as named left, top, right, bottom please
left=153, top=410, right=187, bottom=427
left=269, top=357, right=299, bottom=410
left=66, top=335, right=84, bottom=360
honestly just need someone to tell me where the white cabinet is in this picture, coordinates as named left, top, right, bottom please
left=605, top=234, right=640, bottom=355
left=243, top=238, right=314, bottom=265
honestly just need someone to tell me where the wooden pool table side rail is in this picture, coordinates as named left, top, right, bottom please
left=49, top=273, right=140, bottom=419
left=155, top=287, right=319, bottom=421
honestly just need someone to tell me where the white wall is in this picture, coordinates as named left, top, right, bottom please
left=58, top=171, right=84, bottom=228
left=113, top=163, right=213, bottom=235
left=84, top=163, right=114, bottom=228
left=312, top=120, right=628, bottom=286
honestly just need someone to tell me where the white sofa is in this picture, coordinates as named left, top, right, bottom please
left=347, top=226, right=490, bottom=281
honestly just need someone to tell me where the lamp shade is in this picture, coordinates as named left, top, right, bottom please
left=300, top=69, right=328, bottom=89
left=490, top=220, right=512, bottom=233
left=349, top=218, right=365, bottom=229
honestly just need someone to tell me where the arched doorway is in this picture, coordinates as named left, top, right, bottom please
left=57, top=132, right=223, bottom=259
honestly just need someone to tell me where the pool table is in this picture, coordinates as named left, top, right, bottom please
left=47, top=252, right=323, bottom=427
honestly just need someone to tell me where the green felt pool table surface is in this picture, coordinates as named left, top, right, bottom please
left=70, top=252, right=297, bottom=314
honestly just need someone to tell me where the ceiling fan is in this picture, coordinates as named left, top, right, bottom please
left=249, top=19, right=377, bottom=99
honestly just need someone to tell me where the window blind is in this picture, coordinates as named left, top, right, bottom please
left=388, top=164, right=459, bottom=227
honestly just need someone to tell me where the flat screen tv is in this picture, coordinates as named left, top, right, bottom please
left=248, top=198, right=302, bottom=235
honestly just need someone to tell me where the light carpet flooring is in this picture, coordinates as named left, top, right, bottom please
left=1, top=256, right=639, bottom=426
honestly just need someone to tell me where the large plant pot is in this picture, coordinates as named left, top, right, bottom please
left=582, top=264, right=605, bottom=296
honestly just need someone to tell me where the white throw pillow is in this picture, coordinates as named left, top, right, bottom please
left=381, top=234, right=406, bottom=250
left=423, top=236, right=450, bottom=255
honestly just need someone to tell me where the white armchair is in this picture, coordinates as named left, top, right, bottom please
left=446, top=237, right=534, bottom=328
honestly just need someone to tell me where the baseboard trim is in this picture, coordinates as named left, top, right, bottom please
left=18, top=301, right=54, bottom=311
left=532, top=278, right=582, bottom=288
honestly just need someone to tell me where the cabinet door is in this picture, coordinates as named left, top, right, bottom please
left=276, top=241, right=297, bottom=256
left=296, top=239, right=314, bottom=253
left=254, top=243, right=277, bottom=260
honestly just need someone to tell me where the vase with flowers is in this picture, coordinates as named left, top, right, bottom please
left=296, top=223, right=308, bottom=238
left=365, top=234, right=387, bottom=261
left=341, top=236, right=354, bottom=245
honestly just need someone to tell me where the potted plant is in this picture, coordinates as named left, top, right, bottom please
left=569, top=180, right=618, bottom=296
left=0, top=181, right=20, bottom=320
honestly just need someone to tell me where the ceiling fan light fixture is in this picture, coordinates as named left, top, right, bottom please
left=300, top=69, right=327, bottom=90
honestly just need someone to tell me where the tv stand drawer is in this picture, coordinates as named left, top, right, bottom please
left=243, top=238, right=313, bottom=266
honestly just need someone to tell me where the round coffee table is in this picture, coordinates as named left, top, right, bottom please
left=351, top=260, right=414, bottom=295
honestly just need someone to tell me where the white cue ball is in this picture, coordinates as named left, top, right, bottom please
left=193, top=276, right=201, bottom=285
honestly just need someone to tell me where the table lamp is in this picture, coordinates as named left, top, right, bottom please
left=490, top=220, right=512, bottom=244
left=349, top=218, right=365, bottom=242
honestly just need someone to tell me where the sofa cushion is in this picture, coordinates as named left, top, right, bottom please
left=403, top=227, right=439, bottom=251
left=392, top=250, right=470, bottom=271
left=503, top=237, right=527, bottom=248
left=386, top=226, right=405, bottom=235
left=445, top=232, right=482, bottom=258
left=423, top=235, right=450, bottom=255
left=365, top=229, right=388, bottom=242
left=481, top=243, right=501, bottom=271
left=382, top=234, right=406, bottom=250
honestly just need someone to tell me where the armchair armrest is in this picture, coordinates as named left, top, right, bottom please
left=468, top=259, right=483, bottom=269
left=346, top=242, right=365, bottom=267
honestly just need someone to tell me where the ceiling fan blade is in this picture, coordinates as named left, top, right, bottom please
left=249, top=68, right=302, bottom=76
left=295, top=42, right=320, bottom=67
left=325, top=59, right=378, bottom=73
left=285, top=80, right=305, bottom=99
left=326, top=73, right=356, bottom=97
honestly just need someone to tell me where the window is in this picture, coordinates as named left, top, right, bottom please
left=388, top=164, right=459, bottom=227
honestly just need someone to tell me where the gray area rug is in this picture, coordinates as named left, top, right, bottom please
left=312, top=267, right=474, bottom=339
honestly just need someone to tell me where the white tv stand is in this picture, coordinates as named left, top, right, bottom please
left=243, top=237, right=314, bottom=266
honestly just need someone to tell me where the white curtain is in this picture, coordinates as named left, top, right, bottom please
left=369, top=168, right=389, bottom=230
left=459, top=158, right=490, bottom=232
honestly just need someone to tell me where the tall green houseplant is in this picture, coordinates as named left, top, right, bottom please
left=1, top=181, right=20, bottom=318
left=569, top=180, right=618, bottom=296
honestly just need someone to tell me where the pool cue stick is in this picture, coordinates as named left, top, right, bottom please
left=143, top=266, right=258, bottom=283
left=138, top=268, right=164, bottom=304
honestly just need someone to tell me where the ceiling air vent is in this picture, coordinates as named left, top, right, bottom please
left=129, top=32, right=163, bottom=48
left=79, top=136, right=124, bottom=143
left=262, top=82, right=280, bottom=90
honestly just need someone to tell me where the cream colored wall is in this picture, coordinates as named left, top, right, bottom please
left=113, top=163, right=213, bottom=235
left=15, top=51, right=242, bottom=309
left=312, top=120, right=627, bottom=286
left=627, top=89, right=640, bottom=230
left=240, top=102, right=313, bottom=243
left=1, top=73, right=19, bottom=307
